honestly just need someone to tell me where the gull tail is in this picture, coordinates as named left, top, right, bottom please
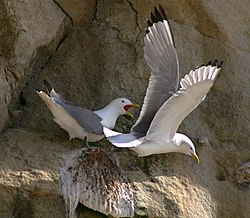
left=42, top=79, right=64, bottom=100
left=103, top=127, right=145, bottom=148
left=37, top=90, right=55, bottom=109
left=43, top=79, right=53, bottom=95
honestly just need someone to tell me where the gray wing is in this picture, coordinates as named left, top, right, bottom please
left=53, top=98, right=104, bottom=135
left=103, top=127, right=145, bottom=148
left=107, top=132, right=144, bottom=145
left=131, top=5, right=179, bottom=134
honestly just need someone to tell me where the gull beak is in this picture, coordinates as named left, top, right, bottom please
left=123, top=104, right=140, bottom=118
left=191, top=153, right=200, bottom=164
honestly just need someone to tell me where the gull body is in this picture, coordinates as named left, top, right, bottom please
left=104, top=5, right=223, bottom=163
left=38, top=80, right=138, bottom=142
left=130, top=133, right=196, bottom=157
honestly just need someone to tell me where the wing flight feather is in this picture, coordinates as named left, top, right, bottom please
left=146, top=61, right=222, bottom=141
left=132, top=5, right=179, bottom=134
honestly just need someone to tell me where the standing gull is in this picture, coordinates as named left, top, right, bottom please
left=37, top=79, right=139, bottom=144
left=104, top=5, right=223, bottom=163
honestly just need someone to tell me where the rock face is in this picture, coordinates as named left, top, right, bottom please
left=0, top=0, right=69, bottom=130
left=0, top=0, right=249, bottom=217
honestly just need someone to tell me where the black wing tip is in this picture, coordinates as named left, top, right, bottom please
left=195, top=60, right=223, bottom=71
left=206, top=61, right=212, bottom=66
left=145, top=5, right=176, bottom=47
left=218, top=60, right=224, bottom=68
left=150, top=6, right=165, bottom=23
left=206, top=59, right=223, bottom=68
left=147, top=19, right=153, bottom=27
left=195, top=63, right=204, bottom=69
left=150, top=12, right=158, bottom=23
left=146, top=5, right=167, bottom=34
left=154, top=6, right=163, bottom=22
left=43, top=78, right=49, bottom=84
left=158, top=4, right=168, bottom=20
left=43, top=79, right=52, bottom=94
left=212, top=59, right=218, bottom=66
left=145, top=19, right=152, bottom=34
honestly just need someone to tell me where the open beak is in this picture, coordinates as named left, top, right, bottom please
left=123, top=104, right=140, bottom=118
left=191, top=153, right=200, bottom=164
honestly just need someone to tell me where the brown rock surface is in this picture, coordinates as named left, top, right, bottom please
left=54, top=0, right=97, bottom=24
left=0, top=0, right=249, bottom=217
left=0, top=0, right=69, bottom=131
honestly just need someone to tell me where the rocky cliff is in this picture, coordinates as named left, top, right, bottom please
left=0, top=0, right=249, bottom=217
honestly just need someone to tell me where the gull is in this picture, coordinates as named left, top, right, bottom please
left=37, top=79, right=139, bottom=145
left=104, top=5, right=223, bottom=163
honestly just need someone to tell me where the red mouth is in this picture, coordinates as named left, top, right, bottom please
left=123, top=104, right=139, bottom=111
left=124, top=105, right=133, bottom=111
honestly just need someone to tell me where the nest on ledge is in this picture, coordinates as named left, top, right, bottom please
left=60, top=147, right=134, bottom=218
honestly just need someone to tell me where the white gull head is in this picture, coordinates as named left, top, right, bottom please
left=173, top=133, right=199, bottom=164
left=94, top=98, right=139, bottom=130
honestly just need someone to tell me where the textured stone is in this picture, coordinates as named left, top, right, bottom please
left=0, top=0, right=250, bottom=217
left=0, top=0, right=69, bottom=131
left=0, top=128, right=72, bottom=217
left=0, top=58, right=11, bottom=130
left=54, top=0, right=97, bottom=24
left=3, top=0, right=66, bottom=69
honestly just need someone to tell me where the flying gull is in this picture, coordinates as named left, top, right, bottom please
left=104, top=5, right=223, bottom=163
left=37, top=79, right=139, bottom=145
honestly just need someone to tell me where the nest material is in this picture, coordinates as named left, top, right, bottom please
left=60, top=147, right=134, bottom=218
left=235, top=162, right=250, bottom=187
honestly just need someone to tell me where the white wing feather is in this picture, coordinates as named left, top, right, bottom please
left=131, top=19, right=179, bottom=134
left=146, top=64, right=222, bottom=141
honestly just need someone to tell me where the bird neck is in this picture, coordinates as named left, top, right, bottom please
left=94, top=103, right=120, bottom=129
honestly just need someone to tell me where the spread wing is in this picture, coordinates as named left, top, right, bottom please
left=146, top=60, right=223, bottom=141
left=131, top=5, right=179, bottom=134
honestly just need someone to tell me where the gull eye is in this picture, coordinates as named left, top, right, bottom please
left=190, top=147, right=193, bottom=151
left=121, top=100, right=125, bottom=103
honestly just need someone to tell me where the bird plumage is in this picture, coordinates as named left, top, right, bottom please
left=104, top=5, right=223, bottom=162
left=132, top=5, right=179, bottom=134
left=38, top=80, right=138, bottom=142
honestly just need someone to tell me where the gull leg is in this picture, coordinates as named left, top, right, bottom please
left=84, top=136, right=91, bottom=149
